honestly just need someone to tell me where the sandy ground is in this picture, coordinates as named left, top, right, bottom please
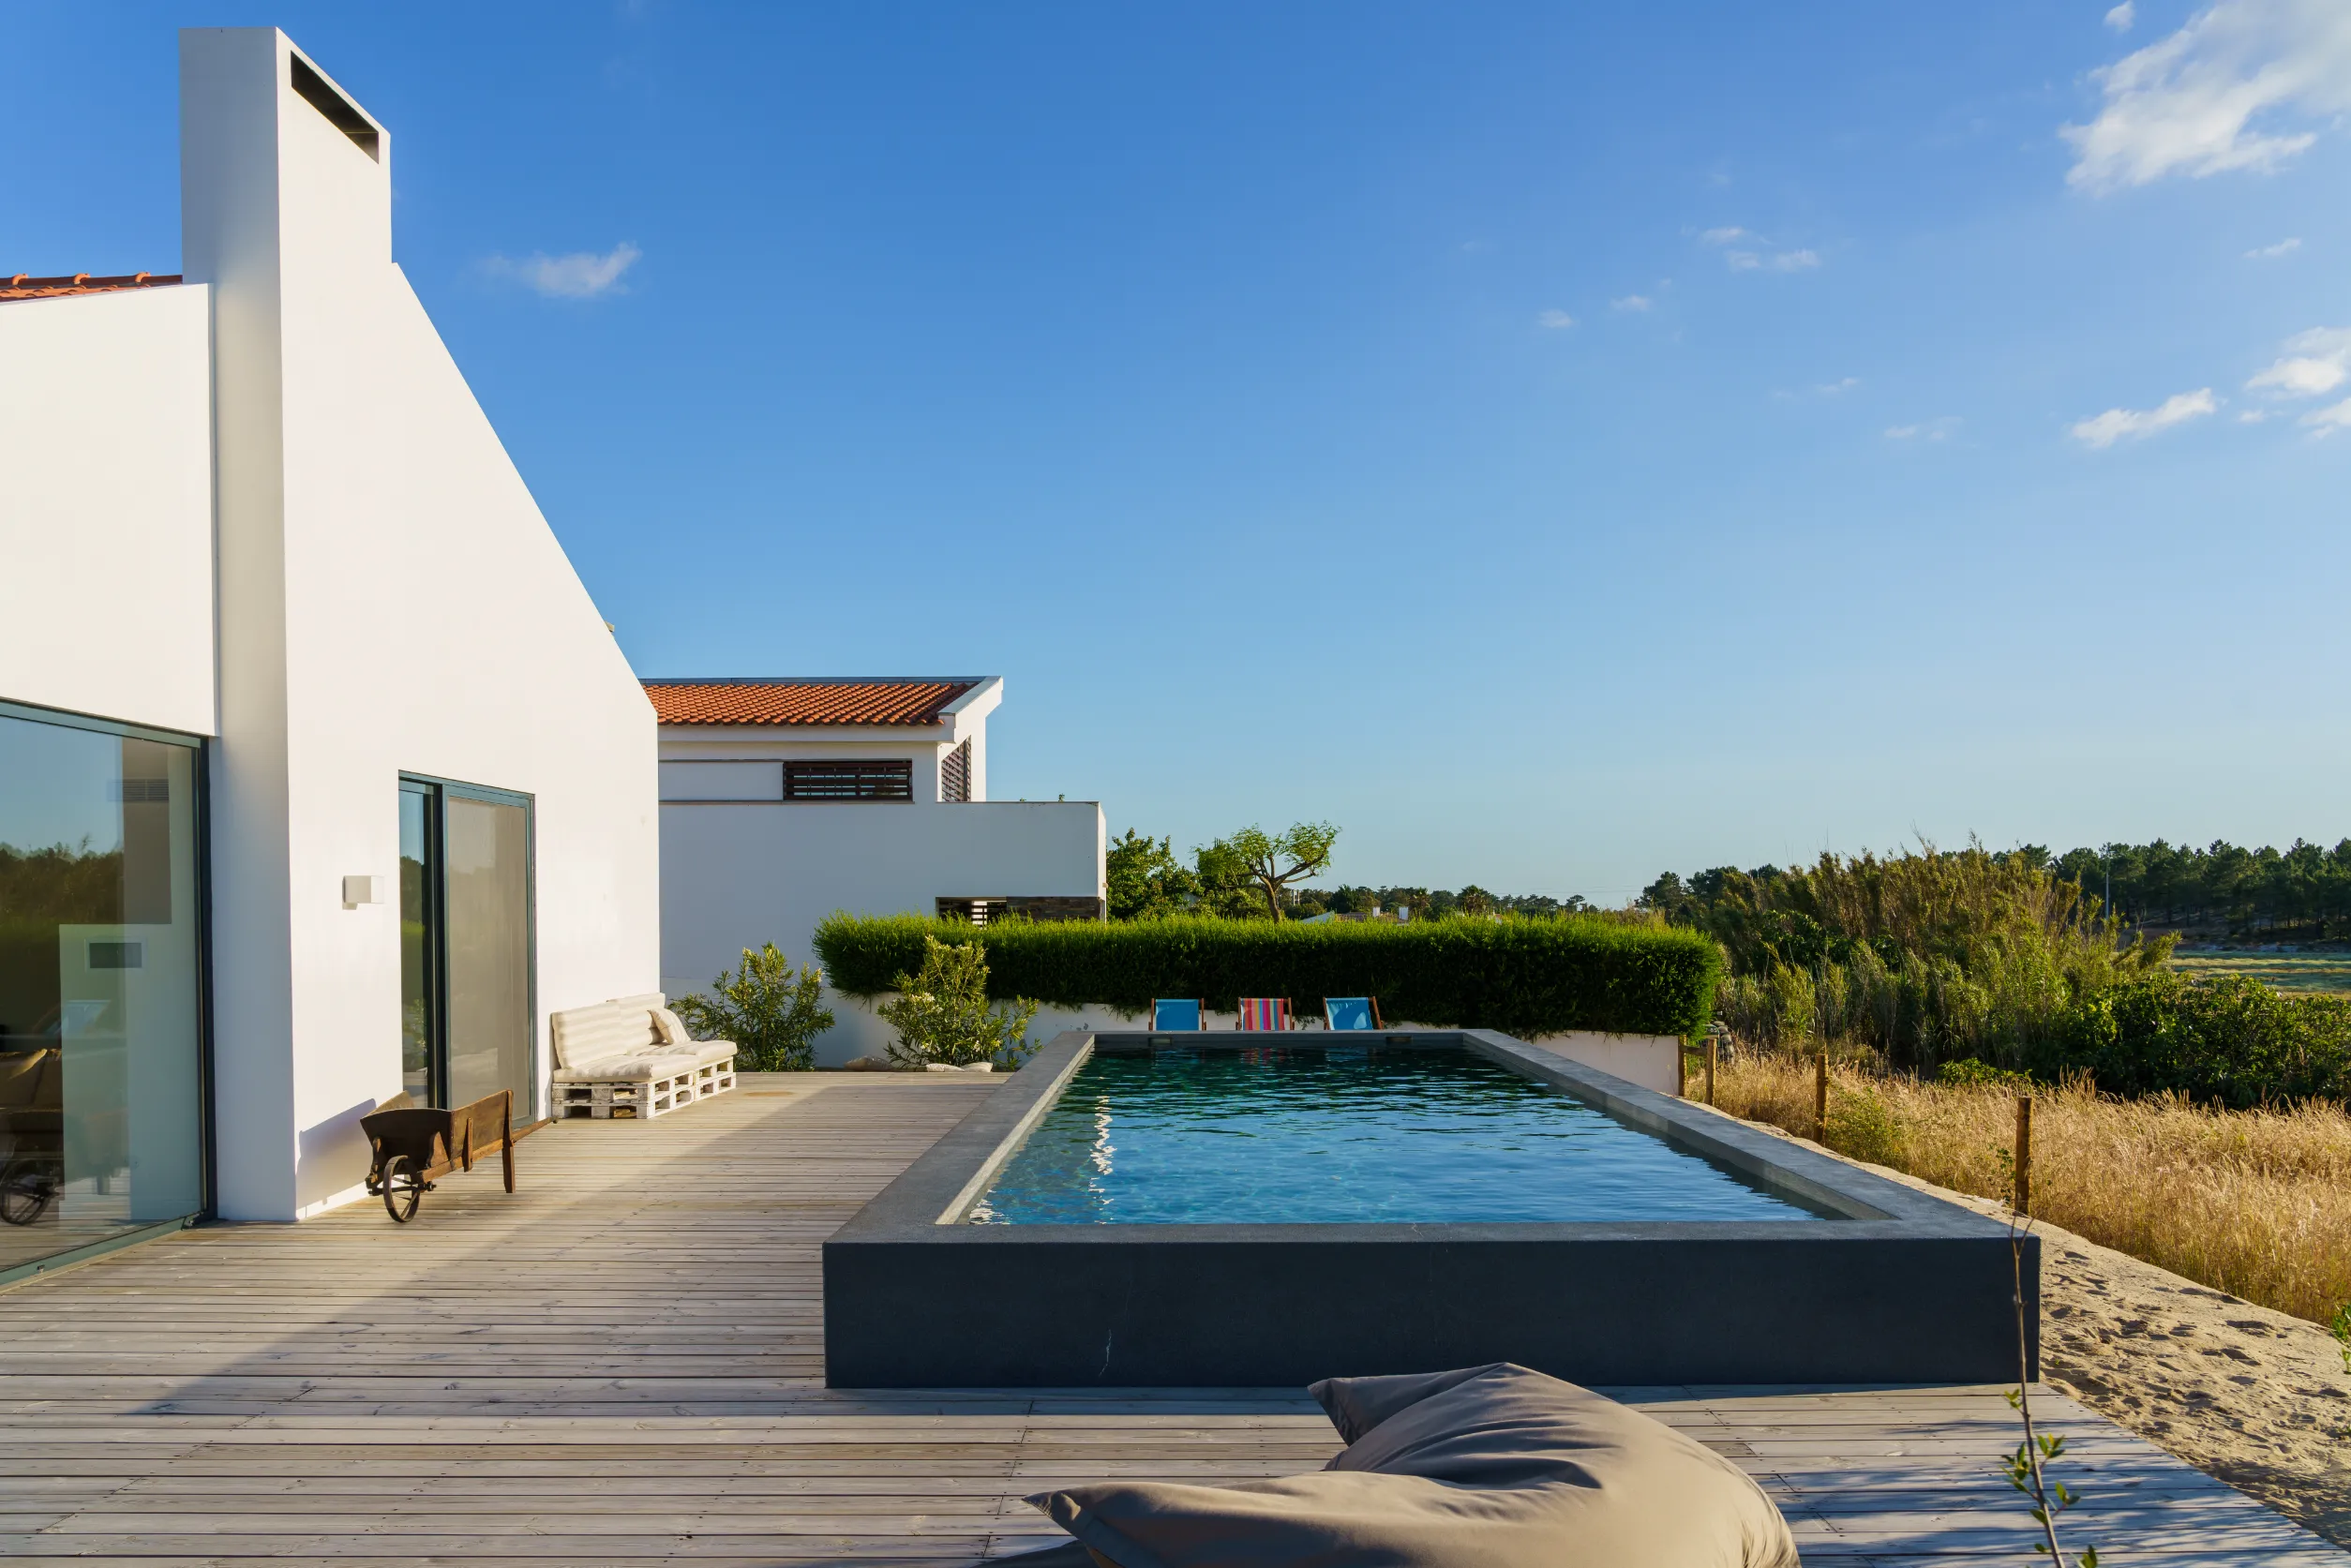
left=1728, top=1113, right=2351, bottom=1547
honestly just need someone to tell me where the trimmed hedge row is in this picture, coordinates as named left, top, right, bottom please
left=811, top=913, right=1722, bottom=1038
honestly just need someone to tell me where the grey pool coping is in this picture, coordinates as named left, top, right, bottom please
left=825, top=1030, right=2038, bottom=1389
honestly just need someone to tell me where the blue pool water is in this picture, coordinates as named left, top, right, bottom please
left=966, top=1046, right=1828, bottom=1225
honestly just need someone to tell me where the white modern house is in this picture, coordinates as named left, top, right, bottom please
left=651, top=678, right=1105, bottom=1063
left=0, top=28, right=658, bottom=1272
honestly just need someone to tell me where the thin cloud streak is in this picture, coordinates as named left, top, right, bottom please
left=2070, top=388, right=2218, bottom=447
left=481, top=242, right=643, bottom=299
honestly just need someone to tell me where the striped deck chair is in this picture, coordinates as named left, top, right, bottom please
left=1236, top=998, right=1290, bottom=1031
left=1324, top=996, right=1385, bottom=1031
left=1149, top=998, right=1205, bottom=1031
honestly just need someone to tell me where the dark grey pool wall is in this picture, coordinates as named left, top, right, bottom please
left=825, top=1031, right=2037, bottom=1388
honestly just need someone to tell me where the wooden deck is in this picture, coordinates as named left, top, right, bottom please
left=0, top=1074, right=2338, bottom=1566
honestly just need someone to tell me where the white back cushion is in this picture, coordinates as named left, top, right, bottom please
left=549, top=1002, right=663, bottom=1069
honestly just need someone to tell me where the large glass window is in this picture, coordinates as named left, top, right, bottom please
left=0, top=709, right=204, bottom=1271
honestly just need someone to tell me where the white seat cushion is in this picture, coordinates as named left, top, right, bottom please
left=552, top=1051, right=705, bottom=1084
left=651, top=1007, right=737, bottom=1067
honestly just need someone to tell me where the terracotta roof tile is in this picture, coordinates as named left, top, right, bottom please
left=644, top=678, right=981, bottom=727
left=0, top=273, right=183, bottom=305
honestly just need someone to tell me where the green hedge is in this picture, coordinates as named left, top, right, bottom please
left=811, top=913, right=1722, bottom=1038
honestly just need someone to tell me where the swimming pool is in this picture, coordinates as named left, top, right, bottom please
left=968, top=1045, right=1825, bottom=1225
left=825, top=1029, right=2034, bottom=1388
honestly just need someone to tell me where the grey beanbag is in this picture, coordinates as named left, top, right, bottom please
left=1025, top=1362, right=1799, bottom=1568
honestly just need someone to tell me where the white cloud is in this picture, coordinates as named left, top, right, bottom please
left=2245, top=325, right=2351, bottom=396
left=2069, top=387, right=2219, bottom=447
left=1726, top=246, right=1819, bottom=273
left=2105, top=2, right=2136, bottom=31
left=1700, top=226, right=1749, bottom=246
left=1885, top=417, right=1961, bottom=441
left=2239, top=409, right=2274, bottom=422
left=1610, top=294, right=1653, bottom=312
left=2244, top=236, right=2302, bottom=258
left=2303, top=396, right=2351, bottom=431
left=2063, top=0, right=2351, bottom=192
left=1819, top=377, right=1861, bottom=394
left=482, top=242, right=642, bottom=299
left=1537, top=308, right=1577, bottom=329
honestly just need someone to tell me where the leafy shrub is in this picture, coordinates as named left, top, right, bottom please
left=814, top=912, right=1721, bottom=1038
left=876, top=936, right=1041, bottom=1068
left=2038, top=971, right=2351, bottom=1107
left=1824, top=1083, right=1906, bottom=1168
left=673, top=944, right=835, bottom=1071
left=1938, top=1058, right=2034, bottom=1090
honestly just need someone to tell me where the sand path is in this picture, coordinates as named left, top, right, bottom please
left=1725, top=1110, right=2351, bottom=1546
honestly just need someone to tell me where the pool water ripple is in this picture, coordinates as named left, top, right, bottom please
left=966, top=1046, right=1824, bottom=1224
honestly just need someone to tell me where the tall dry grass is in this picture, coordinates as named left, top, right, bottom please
left=1710, top=1052, right=2351, bottom=1325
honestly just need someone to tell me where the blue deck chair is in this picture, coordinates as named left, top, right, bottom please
left=1324, top=996, right=1384, bottom=1031
left=1150, top=998, right=1205, bottom=1031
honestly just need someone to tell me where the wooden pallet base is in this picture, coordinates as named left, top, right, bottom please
left=549, top=1056, right=736, bottom=1120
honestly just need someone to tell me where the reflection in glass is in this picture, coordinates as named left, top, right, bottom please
left=398, top=784, right=433, bottom=1104
left=442, top=796, right=531, bottom=1116
left=0, top=714, right=203, bottom=1269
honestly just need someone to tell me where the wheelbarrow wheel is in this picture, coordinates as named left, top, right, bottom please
left=0, top=1157, right=54, bottom=1227
left=381, top=1155, right=424, bottom=1223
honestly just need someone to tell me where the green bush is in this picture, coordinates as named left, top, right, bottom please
left=813, top=912, right=1721, bottom=1038
left=1936, top=1058, right=2034, bottom=1090
left=2036, top=970, right=2351, bottom=1106
left=673, top=944, right=835, bottom=1071
left=1824, top=1083, right=1906, bottom=1167
left=876, top=936, right=1041, bottom=1068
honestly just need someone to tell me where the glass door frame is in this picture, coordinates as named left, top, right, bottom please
left=397, top=773, right=537, bottom=1121
left=0, top=695, right=215, bottom=1246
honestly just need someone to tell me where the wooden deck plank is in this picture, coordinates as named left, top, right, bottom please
left=0, top=1073, right=2336, bottom=1565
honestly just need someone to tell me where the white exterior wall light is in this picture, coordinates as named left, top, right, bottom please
left=342, top=874, right=385, bottom=909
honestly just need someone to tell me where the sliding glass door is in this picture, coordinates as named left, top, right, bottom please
left=0, top=705, right=205, bottom=1273
left=397, top=777, right=533, bottom=1118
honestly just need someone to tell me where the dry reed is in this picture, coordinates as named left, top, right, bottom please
left=1712, top=1052, right=2351, bottom=1325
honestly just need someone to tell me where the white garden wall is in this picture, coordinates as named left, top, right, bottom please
left=816, top=1003, right=1682, bottom=1092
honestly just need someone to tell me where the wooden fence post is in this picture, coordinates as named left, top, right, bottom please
left=1705, top=1038, right=1718, bottom=1107
left=2014, top=1095, right=2033, bottom=1217
left=1814, top=1050, right=1829, bottom=1142
left=1678, top=1041, right=1687, bottom=1098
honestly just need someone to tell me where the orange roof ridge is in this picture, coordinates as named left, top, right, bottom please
left=0, top=273, right=184, bottom=304
left=642, top=678, right=983, bottom=727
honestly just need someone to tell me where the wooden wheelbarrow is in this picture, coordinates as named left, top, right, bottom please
left=360, top=1089, right=516, bottom=1223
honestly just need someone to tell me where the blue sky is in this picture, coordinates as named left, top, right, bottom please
left=7, top=3, right=2348, bottom=902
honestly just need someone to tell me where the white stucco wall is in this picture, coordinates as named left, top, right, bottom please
left=660, top=799, right=1104, bottom=1064
left=183, top=29, right=659, bottom=1218
left=1520, top=1031, right=1683, bottom=1096
left=0, top=287, right=217, bottom=737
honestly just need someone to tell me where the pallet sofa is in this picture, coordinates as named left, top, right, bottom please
left=547, top=993, right=738, bottom=1120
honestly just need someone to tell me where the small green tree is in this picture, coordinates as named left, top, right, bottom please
left=877, top=936, right=1041, bottom=1068
left=1191, top=837, right=1272, bottom=919
left=1107, top=829, right=1199, bottom=919
left=673, top=944, right=835, bottom=1071
left=1221, top=822, right=1340, bottom=921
